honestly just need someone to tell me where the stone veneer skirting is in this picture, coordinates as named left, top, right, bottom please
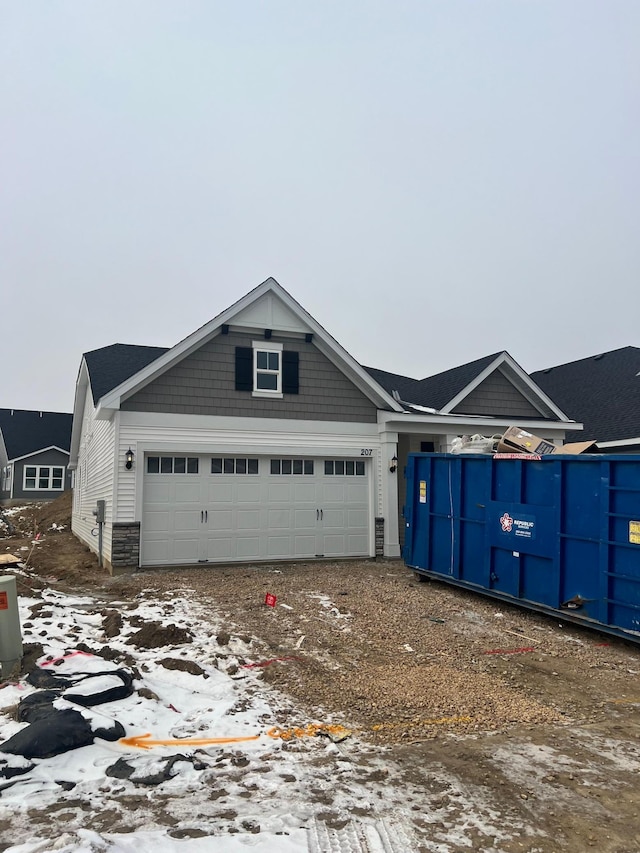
left=375, top=517, right=384, bottom=557
left=111, top=522, right=140, bottom=570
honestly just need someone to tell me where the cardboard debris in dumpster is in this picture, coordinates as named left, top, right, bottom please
left=496, top=427, right=598, bottom=456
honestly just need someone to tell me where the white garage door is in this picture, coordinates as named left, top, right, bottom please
left=141, top=454, right=371, bottom=566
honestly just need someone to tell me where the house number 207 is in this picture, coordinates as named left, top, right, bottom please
left=360, top=449, right=373, bottom=456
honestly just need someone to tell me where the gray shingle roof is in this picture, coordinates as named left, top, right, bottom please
left=365, top=352, right=504, bottom=409
left=531, top=346, right=640, bottom=443
left=84, top=344, right=169, bottom=404
left=0, top=409, right=73, bottom=460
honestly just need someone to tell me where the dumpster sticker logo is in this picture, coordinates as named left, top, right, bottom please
left=500, top=513, right=513, bottom=532
left=499, top=512, right=536, bottom=539
left=630, top=520, right=640, bottom=545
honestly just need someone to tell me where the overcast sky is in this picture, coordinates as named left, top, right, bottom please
left=2, top=1, right=638, bottom=412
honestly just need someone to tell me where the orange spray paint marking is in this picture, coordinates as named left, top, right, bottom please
left=120, top=733, right=261, bottom=750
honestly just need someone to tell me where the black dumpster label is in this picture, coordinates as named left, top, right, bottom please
left=499, top=512, right=536, bottom=540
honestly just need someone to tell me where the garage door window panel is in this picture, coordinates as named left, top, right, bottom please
left=271, top=459, right=314, bottom=475
left=211, top=458, right=259, bottom=475
left=147, top=456, right=199, bottom=475
left=324, top=460, right=366, bottom=476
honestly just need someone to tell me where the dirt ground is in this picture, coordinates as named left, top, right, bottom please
left=2, top=494, right=640, bottom=852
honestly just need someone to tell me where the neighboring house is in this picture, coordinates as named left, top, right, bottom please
left=531, top=346, right=640, bottom=453
left=69, top=278, right=579, bottom=573
left=0, top=409, right=73, bottom=504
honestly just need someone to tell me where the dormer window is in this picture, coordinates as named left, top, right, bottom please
left=253, top=341, right=283, bottom=395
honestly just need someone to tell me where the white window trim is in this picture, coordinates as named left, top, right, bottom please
left=23, top=464, right=66, bottom=491
left=252, top=340, right=283, bottom=398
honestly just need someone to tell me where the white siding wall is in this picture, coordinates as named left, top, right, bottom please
left=71, top=386, right=116, bottom=561
left=117, top=411, right=383, bottom=523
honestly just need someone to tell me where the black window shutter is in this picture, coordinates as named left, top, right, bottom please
left=235, top=347, right=253, bottom=392
left=282, top=350, right=299, bottom=394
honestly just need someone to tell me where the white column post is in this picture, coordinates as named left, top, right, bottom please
left=380, top=432, right=401, bottom=558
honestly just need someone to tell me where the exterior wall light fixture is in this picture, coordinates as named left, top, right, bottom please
left=389, top=455, right=398, bottom=473
left=125, top=448, right=135, bottom=470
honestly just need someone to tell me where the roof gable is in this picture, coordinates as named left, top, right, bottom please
left=0, top=409, right=73, bottom=460
left=415, top=353, right=504, bottom=410
left=532, top=346, right=640, bottom=442
left=94, top=278, right=402, bottom=415
left=366, top=352, right=568, bottom=420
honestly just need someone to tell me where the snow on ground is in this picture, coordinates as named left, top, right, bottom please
left=0, top=583, right=431, bottom=852
left=6, top=580, right=636, bottom=851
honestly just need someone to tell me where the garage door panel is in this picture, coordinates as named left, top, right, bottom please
left=294, top=535, right=317, bottom=557
left=236, top=483, right=261, bottom=502
left=174, top=510, right=201, bottom=532
left=174, top=482, right=201, bottom=502
left=323, top=534, right=346, bottom=556
left=294, top=483, right=317, bottom=502
left=142, top=454, right=372, bottom=566
left=206, top=483, right=233, bottom=502
left=323, top=509, right=346, bottom=528
left=209, top=510, right=233, bottom=530
left=268, top=509, right=290, bottom=529
left=143, top=540, right=169, bottom=563
left=236, top=537, right=260, bottom=558
left=322, top=483, right=346, bottom=502
left=143, top=511, right=170, bottom=532
left=205, top=538, right=232, bottom=559
left=346, top=534, right=369, bottom=554
left=345, top=483, right=369, bottom=502
left=237, top=510, right=260, bottom=530
left=347, top=509, right=368, bottom=528
left=145, top=482, right=171, bottom=503
left=294, top=508, right=317, bottom=530
left=268, top=483, right=292, bottom=502
left=173, top=539, right=200, bottom=561
left=267, top=536, right=292, bottom=558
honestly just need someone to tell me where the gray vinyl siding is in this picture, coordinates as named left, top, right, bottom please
left=11, top=448, right=71, bottom=501
left=121, top=333, right=378, bottom=423
left=451, top=370, right=547, bottom=418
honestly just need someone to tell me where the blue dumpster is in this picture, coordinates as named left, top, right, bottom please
left=403, top=453, right=640, bottom=642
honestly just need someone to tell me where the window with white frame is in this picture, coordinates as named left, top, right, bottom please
left=23, top=465, right=65, bottom=491
left=1, top=466, right=11, bottom=491
left=253, top=340, right=283, bottom=395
